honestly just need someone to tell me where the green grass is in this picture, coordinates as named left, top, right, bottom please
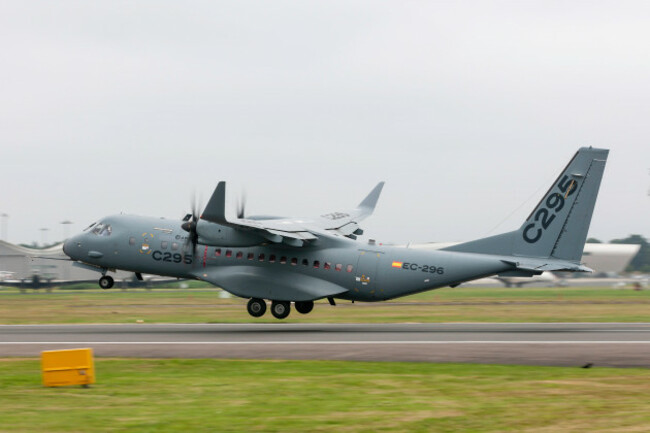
left=0, top=359, right=649, bottom=432
left=0, top=285, right=648, bottom=324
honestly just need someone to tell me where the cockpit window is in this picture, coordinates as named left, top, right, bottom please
left=83, top=222, right=97, bottom=232
left=91, top=223, right=112, bottom=236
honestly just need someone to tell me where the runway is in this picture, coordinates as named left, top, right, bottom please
left=1, top=323, right=649, bottom=367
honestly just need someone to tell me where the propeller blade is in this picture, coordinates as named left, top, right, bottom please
left=236, top=189, right=247, bottom=219
left=182, top=191, right=202, bottom=264
left=190, top=192, right=199, bottom=222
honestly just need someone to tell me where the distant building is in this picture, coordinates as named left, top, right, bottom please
left=0, top=241, right=136, bottom=287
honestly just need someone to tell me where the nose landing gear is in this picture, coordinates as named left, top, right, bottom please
left=98, top=275, right=114, bottom=289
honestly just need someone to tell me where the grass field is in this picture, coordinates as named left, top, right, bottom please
left=0, top=285, right=648, bottom=324
left=1, top=358, right=649, bottom=432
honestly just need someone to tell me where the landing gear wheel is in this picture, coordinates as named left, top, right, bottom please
left=99, top=276, right=114, bottom=289
left=295, top=301, right=314, bottom=314
left=271, top=301, right=291, bottom=319
left=247, top=298, right=267, bottom=317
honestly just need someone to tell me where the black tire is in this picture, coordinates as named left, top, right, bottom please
left=295, top=301, right=314, bottom=314
left=247, top=298, right=267, bottom=317
left=271, top=301, right=291, bottom=319
left=99, top=276, right=114, bottom=289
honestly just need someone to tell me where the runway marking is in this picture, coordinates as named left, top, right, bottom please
left=2, top=341, right=650, bottom=345
left=1, top=322, right=649, bottom=327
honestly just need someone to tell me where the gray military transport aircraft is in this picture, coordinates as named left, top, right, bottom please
left=63, top=147, right=608, bottom=319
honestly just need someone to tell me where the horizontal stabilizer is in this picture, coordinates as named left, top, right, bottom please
left=501, top=259, right=593, bottom=273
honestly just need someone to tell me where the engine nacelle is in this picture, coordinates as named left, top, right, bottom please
left=196, top=220, right=266, bottom=247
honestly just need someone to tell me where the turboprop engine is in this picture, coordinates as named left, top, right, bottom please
left=195, top=220, right=266, bottom=247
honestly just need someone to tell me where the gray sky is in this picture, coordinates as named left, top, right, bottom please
left=1, top=1, right=648, bottom=245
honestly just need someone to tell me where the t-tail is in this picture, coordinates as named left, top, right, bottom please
left=443, top=147, right=609, bottom=271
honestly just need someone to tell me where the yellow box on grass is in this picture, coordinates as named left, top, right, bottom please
left=41, top=348, right=95, bottom=387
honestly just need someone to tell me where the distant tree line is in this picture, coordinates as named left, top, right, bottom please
left=587, top=235, right=650, bottom=272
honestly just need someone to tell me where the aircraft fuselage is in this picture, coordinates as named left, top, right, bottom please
left=63, top=214, right=509, bottom=302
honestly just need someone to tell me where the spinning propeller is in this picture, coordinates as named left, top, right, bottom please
left=181, top=194, right=201, bottom=259
left=236, top=189, right=246, bottom=219
left=180, top=189, right=247, bottom=260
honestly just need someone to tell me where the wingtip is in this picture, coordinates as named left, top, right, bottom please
left=358, top=182, right=385, bottom=210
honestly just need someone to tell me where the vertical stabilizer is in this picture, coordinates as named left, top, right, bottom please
left=442, top=147, right=609, bottom=262
left=513, top=147, right=609, bottom=260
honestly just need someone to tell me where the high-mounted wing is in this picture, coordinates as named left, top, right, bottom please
left=200, top=181, right=384, bottom=246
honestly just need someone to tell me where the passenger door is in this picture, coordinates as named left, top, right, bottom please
left=355, top=250, right=381, bottom=299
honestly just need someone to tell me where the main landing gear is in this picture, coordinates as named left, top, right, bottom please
left=245, top=299, right=316, bottom=319
left=295, top=301, right=314, bottom=314
left=247, top=298, right=267, bottom=317
left=271, top=301, right=291, bottom=319
left=98, top=275, right=114, bottom=289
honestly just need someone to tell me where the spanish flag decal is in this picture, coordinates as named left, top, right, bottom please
left=392, top=261, right=403, bottom=268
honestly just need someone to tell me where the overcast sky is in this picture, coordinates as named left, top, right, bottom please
left=1, top=1, right=648, bottom=245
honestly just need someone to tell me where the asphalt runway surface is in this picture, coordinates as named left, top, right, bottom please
left=1, top=323, right=650, bottom=367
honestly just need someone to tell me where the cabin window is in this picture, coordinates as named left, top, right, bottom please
left=259, top=253, right=265, bottom=262
left=313, top=260, right=320, bottom=268
left=247, top=252, right=255, bottom=260
left=335, top=264, right=343, bottom=271
left=236, top=251, right=243, bottom=259
left=291, top=258, right=297, bottom=266
left=269, top=254, right=276, bottom=263
left=324, top=262, right=331, bottom=270
left=226, top=250, right=232, bottom=258
left=161, top=241, right=168, bottom=250
left=346, top=264, right=354, bottom=273
left=302, top=259, right=309, bottom=266
left=171, top=242, right=179, bottom=251
left=128, top=237, right=135, bottom=246
left=215, top=248, right=221, bottom=257
left=280, top=256, right=287, bottom=264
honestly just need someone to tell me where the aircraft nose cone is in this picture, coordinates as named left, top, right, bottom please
left=63, top=237, right=79, bottom=259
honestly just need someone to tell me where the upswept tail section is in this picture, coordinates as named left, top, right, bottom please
left=442, top=147, right=609, bottom=264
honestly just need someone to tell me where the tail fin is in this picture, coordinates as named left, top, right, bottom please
left=443, top=147, right=609, bottom=262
